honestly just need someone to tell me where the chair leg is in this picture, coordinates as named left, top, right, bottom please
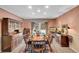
left=49, top=44, right=53, bottom=52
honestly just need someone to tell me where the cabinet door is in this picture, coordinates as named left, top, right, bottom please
left=1, top=18, right=8, bottom=36
left=61, top=36, right=69, bottom=47
left=1, top=18, right=12, bottom=52
left=2, top=36, right=12, bottom=52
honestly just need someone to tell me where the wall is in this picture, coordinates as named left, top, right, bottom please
left=48, top=19, right=57, bottom=33
left=0, top=8, right=22, bottom=21
left=56, top=6, right=79, bottom=52
left=48, top=19, right=57, bottom=28
left=21, top=20, right=32, bottom=33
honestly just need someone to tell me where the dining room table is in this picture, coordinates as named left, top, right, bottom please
left=29, top=35, right=48, bottom=53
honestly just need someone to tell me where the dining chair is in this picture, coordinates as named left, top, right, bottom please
left=31, top=41, right=46, bottom=53
left=47, top=35, right=53, bottom=52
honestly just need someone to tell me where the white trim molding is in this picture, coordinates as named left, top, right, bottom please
left=70, top=47, right=78, bottom=53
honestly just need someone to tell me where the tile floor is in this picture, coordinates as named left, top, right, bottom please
left=11, top=38, right=76, bottom=53
left=52, top=39, right=76, bottom=53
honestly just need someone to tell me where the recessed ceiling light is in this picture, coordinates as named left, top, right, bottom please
left=37, top=9, right=41, bottom=12
left=45, top=5, right=49, bottom=8
left=32, top=12, right=35, bottom=15
left=28, top=6, right=32, bottom=9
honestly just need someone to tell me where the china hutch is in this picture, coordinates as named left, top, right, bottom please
left=1, top=18, right=21, bottom=52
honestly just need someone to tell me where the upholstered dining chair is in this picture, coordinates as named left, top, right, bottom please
left=47, top=34, right=54, bottom=52
left=23, top=28, right=30, bottom=52
left=31, top=41, right=46, bottom=53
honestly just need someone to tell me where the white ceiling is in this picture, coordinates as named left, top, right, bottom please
left=0, top=5, right=77, bottom=19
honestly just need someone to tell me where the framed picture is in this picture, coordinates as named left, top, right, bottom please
left=49, top=27, right=57, bottom=32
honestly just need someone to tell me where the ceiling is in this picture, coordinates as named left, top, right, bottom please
left=0, top=5, right=77, bottom=19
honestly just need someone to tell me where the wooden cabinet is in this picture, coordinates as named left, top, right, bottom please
left=61, top=35, right=69, bottom=47
left=1, top=18, right=11, bottom=52
left=1, top=36, right=12, bottom=52
left=1, top=18, right=21, bottom=52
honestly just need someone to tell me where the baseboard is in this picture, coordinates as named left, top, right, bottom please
left=70, top=47, right=78, bottom=53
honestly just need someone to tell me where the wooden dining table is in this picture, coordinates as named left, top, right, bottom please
left=29, top=35, right=48, bottom=52
left=27, top=35, right=53, bottom=53
left=32, top=35, right=47, bottom=41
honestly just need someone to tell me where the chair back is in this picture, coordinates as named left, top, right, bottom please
left=32, top=40, right=46, bottom=52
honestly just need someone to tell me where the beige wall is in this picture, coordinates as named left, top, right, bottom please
left=48, top=19, right=57, bottom=28
left=0, top=8, right=22, bottom=21
left=48, top=19, right=57, bottom=33
left=21, top=20, right=32, bottom=33
left=56, top=6, right=79, bottom=52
